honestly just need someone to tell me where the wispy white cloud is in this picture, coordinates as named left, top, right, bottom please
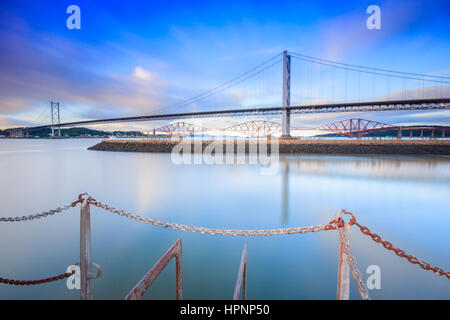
left=0, top=14, right=172, bottom=128
left=378, top=84, right=450, bottom=100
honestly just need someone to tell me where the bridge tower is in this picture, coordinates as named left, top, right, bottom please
left=281, top=51, right=291, bottom=138
left=51, top=101, right=61, bottom=137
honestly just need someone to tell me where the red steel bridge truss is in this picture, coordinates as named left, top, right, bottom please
left=153, top=122, right=207, bottom=137
left=223, top=120, right=283, bottom=137
left=155, top=120, right=294, bottom=138
left=152, top=119, right=448, bottom=138
left=316, top=118, right=393, bottom=138
left=315, top=118, right=449, bottom=138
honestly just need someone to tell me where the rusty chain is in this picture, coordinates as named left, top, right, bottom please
left=0, top=270, right=75, bottom=286
left=85, top=194, right=450, bottom=280
left=336, top=212, right=370, bottom=300
left=2, top=193, right=448, bottom=291
left=339, top=210, right=450, bottom=280
left=0, top=196, right=83, bottom=287
left=0, top=198, right=82, bottom=222
left=86, top=196, right=338, bottom=236
left=0, top=196, right=84, bottom=286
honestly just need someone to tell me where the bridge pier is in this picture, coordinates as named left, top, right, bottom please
left=281, top=51, right=292, bottom=139
left=51, top=102, right=61, bottom=137
left=8, top=128, right=28, bottom=138
left=397, top=127, right=402, bottom=139
left=281, top=109, right=291, bottom=138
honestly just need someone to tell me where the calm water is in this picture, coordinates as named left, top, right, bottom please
left=0, top=139, right=449, bottom=300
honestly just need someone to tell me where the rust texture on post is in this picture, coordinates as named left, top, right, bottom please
left=233, top=244, right=247, bottom=300
left=337, top=223, right=351, bottom=300
left=80, top=199, right=93, bottom=300
left=125, top=239, right=182, bottom=300
left=175, top=241, right=183, bottom=300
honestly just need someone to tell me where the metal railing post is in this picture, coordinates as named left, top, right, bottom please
left=80, top=199, right=93, bottom=300
left=176, top=242, right=183, bottom=300
left=337, top=223, right=351, bottom=300
left=125, top=239, right=182, bottom=300
left=233, top=244, right=247, bottom=300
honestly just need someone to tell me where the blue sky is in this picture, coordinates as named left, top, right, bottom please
left=0, top=0, right=449, bottom=130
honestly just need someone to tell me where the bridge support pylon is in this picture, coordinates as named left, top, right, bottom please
left=51, top=101, right=61, bottom=137
left=397, top=127, right=402, bottom=139
left=281, top=51, right=291, bottom=139
left=282, top=109, right=291, bottom=138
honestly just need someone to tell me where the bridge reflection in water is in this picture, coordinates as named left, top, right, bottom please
left=278, top=155, right=450, bottom=226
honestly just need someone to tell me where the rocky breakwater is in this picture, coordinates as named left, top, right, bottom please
left=88, top=139, right=450, bottom=155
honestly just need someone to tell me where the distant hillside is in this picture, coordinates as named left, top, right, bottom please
left=2, top=127, right=146, bottom=138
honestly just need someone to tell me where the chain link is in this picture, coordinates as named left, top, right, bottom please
left=4, top=193, right=447, bottom=292
left=0, top=270, right=75, bottom=286
left=0, top=197, right=83, bottom=287
left=340, top=210, right=450, bottom=280
left=87, top=197, right=338, bottom=236
left=0, top=199, right=81, bottom=222
left=336, top=217, right=371, bottom=300
left=352, top=218, right=450, bottom=280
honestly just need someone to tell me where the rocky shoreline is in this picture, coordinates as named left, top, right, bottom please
left=87, top=139, right=450, bottom=155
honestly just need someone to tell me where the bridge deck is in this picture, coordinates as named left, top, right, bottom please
left=23, top=98, right=450, bottom=131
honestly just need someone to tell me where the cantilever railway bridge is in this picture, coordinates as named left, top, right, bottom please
left=149, top=119, right=449, bottom=138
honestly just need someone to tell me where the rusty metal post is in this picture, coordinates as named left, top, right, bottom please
left=125, top=239, right=182, bottom=300
left=176, top=241, right=183, bottom=300
left=80, top=199, right=93, bottom=300
left=233, top=244, right=247, bottom=300
left=337, top=223, right=351, bottom=300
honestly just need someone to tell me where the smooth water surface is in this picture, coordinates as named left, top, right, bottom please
left=0, top=139, right=449, bottom=299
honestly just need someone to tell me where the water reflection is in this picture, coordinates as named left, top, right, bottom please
left=283, top=155, right=450, bottom=182
left=281, top=160, right=289, bottom=226
left=278, top=155, right=450, bottom=227
left=0, top=139, right=449, bottom=299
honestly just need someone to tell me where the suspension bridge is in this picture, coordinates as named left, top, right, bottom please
left=8, top=51, right=450, bottom=138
